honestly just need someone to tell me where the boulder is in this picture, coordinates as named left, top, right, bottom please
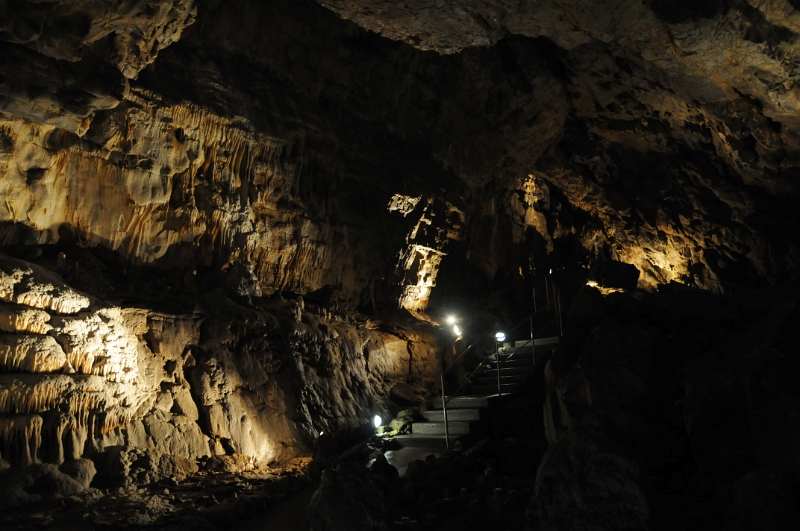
left=589, top=261, right=641, bottom=290
left=0, top=458, right=96, bottom=508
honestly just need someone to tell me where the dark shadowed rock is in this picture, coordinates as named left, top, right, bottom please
left=590, top=261, right=641, bottom=290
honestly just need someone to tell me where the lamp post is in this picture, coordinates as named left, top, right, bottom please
left=442, top=315, right=459, bottom=451
left=495, top=332, right=505, bottom=395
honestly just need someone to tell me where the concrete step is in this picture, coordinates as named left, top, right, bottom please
left=494, top=337, right=561, bottom=359
left=487, top=359, right=535, bottom=369
left=390, top=434, right=449, bottom=448
left=495, top=349, right=532, bottom=358
left=474, top=375, right=527, bottom=386
left=516, top=337, right=560, bottom=348
left=470, top=383, right=520, bottom=395
left=482, top=366, right=535, bottom=376
left=423, top=408, right=481, bottom=423
left=428, top=395, right=490, bottom=410
left=413, top=421, right=472, bottom=436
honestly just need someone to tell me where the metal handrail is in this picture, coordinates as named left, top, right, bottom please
left=441, top=327, right=494, bottom=378
left=502, top=318, right=558, bottom=364
left=438, top=281, right=563, bottom=449
left=505, top=297, right=558, bottom=335
left=439, top=296, right=557, bottom=389
left=440, top=295, right=559, bottom=380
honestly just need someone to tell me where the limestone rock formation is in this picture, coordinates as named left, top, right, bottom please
left=0, top=0, right=197, bottom=133
left=0, top=0, right=799, bottom=527
left=317, top=0, right=800, bottom=290
left=0, top=252, right=443, bottom=508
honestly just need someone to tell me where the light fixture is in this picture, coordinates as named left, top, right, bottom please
left=319, top=430, right=324, bottom=436
left=446, top=315, right=456, bottom=324
left=453, top=325, right=462, bottom=336
left=495, top=332, right=506, bottom=342
left=373, top=415, right=382, bottom=429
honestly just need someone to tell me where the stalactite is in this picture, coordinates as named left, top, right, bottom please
left=0, top=305, right=53, bottom=335
left=0, top=335, right=68, bottom=373
left=0, top=414, right=43, bottom=467
left=40, top=410, right=78, bottom=465
left=0, top=256, right=91, bottom=315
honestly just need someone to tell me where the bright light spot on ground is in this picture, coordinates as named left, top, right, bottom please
left=373, top=415, right=382, bottom=429
left=453, top=325, right=462, bottom=336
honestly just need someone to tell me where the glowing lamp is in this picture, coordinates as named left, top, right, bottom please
left=495, top=332, right=506, bottom=342
left=373, top=415, right=382, bottom=429
left=453, top=325, right=462, bottom=336
left=446, top=315, right=456, bottom=324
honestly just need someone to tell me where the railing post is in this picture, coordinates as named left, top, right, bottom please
left=530, top=315, right=535, bottom=368
left=441, top=374, right=449, bottom=450
left=545, top=277, right=551, bottom=307
left=496, top=339, right=502, bottom=395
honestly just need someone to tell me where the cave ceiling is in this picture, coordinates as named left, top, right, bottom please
left=316, top=0, right=800, bottom=291
left=1, top=0, right=798, bottom=307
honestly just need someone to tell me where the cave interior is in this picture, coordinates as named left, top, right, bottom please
left=1, top=0, right=799, bottom=530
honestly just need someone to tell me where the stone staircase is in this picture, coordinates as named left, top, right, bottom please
left=393, top=337, right=560, bottom=448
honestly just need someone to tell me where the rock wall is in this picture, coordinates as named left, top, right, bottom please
left=0, top=0, right=197, bottom=132
left=0, top=251, right=443, bottom=506
left=535, top=286, right=800, bottom=529
left=1, top=2, right=466, bottom=502
left=3, top=1, right=797, bottom=301
left=317, top=0, right=800, bottom=290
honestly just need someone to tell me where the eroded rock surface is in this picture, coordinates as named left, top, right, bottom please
left=535, top=286, right=800, bottom=530
left=0, top=253, right=443, bottom=509
left=0, top=0, right=197, bottom=133
left=316, top=0, right=800, bottom=290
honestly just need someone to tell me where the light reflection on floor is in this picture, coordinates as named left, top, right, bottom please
left=369, top=445, right=445, bottom=476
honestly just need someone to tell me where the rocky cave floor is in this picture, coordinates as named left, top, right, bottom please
left=0, top=455, right=313, bottom=530
left=0, top=427, right=544, bottom=531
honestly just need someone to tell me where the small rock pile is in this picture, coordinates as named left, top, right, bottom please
left=0, top=456, right=313, bottom=531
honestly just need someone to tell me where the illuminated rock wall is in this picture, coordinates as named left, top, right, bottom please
left=0, top=252, right=443, bottom=494
left=319, top=0, right=800, bottom=290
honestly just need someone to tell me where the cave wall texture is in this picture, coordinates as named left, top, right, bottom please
left=1, top=0, right=799, bottom=522
left=320, top=0, right=800, bottom=290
